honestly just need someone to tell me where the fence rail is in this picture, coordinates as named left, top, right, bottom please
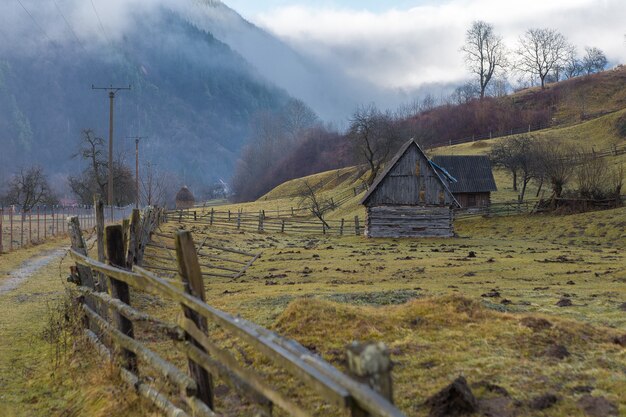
left=172, top=208, right=363, bottom=236
left=66, top=209, right=405, bottom=417
left=0, top=204, right=133, bottom=253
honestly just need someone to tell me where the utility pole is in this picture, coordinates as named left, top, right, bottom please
left=92, top=84, right=131, bottom=221
left=127, top=136, right=147, bottom=209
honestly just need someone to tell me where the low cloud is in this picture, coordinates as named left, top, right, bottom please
left=255, top=0, right=626, bottom=89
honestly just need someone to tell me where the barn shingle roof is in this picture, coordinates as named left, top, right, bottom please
left=431, top=155, right=497, bottom=193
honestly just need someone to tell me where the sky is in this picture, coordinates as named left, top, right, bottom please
left=224, top=0, right=626, bottom=90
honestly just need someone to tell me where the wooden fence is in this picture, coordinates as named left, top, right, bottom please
left=66, top=209, right=405, bottom=417
left=0, top=204, right=133, bottom=253
left=172, top=209, right=363, bottom=237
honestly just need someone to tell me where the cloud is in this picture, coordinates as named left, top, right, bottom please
left=255, top=0, right=626, bottom=89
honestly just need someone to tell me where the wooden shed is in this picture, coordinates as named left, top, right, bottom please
left=431, top=155, right=497, bottom=208
left=175, top=186, right=195, bottom=209
left=360, top=139, right=460, bottom=238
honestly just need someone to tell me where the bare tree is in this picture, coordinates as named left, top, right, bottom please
left=490, top=135, right=538, bottom=200
left=141, top=162, right=175, bottom=207
left=348, top=104, right=401, bottom=185
left=577, top=154, right=623, bottom=199
left=68, top=129, right=135, bottom=205
left=297, top=181, right=335, bottom=228
left=490, top=139, right=519, bottom=191
left=461, top=21, right=508, bottom=99
left=582, top=47, right=608, bottom=75
left=534, top=141, right=576, bottom=198
left=2, top=166, right=57, bottom=211
left=563, top=47, right=583, bottom=79
left=516, top=28, right=572, bottom=88
left=281, top=98, right=319, bottom=141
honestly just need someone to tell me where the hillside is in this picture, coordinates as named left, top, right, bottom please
left=0, top=3, right=293, bottom=187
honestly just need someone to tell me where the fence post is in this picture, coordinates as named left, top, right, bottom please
left=10, top=208, right=14, bottom=251
left=346, top=341, right=394, bottom=415
left=228, top=210, right=231, bottom=221
left=122, top=218, right=130, bottom=254
left=291, top=207, right=294, bottom=216
left=175, top=230, right=215, bottom=410
left=36, top=206, right=40, bottom=242
left=20, top=211, right=24, bottom=248
left=94, top=195, right=105, bottom=264
left=237, top=212, right=241, bottom=229
left=126, top=209, right=141, bottom=268
left=355, top=216, right=360, bottom=236
left=210, top=208, right=214, bottom=225
left=194, top=210, right=197, bottom=221
left=68, top=216, right=97, bottom=311
left=105, top=225, right=138, bottom=372
left=28, top=210, right=32, bottom=246
left=281, top=219, right=285, bottom=233
left=0, top=208, right=3, bottom=252
left=258, top=214, right=264, bottom=232
left=340, top=218, right=344, bottom=236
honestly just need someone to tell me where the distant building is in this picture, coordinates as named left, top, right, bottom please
left=360, top=139, right=460, bottom=238
left=431, top=155, right=497, bottom=208
left=175, top=186, right=195, bottom=209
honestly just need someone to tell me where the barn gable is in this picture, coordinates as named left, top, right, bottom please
left=361, top=139, right=460, bottom=208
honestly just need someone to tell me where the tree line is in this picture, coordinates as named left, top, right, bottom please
left=490, top=135, right=623, bottom=202
left=461, top=21, right=609, bottom=98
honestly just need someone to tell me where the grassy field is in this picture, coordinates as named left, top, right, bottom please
left=134, top=202, right=626, bottom=417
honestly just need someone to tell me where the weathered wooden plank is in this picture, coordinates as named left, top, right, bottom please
left=77, top=286, right=184, bottom=341
left=178, top=321, right=311, bottom=417
left=232, top=252, right=261, bottom=279
left=126, top=209, right=141, bottom=268
left=83, top=304, right=197, bottom=396
left=175, top=230, right=215, bottom=410
left=105, top=225, right=138, bottom=372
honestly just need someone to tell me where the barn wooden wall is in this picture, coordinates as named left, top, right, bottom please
left=365, top=206, right=454, bottom=238
left=365, top=146, right=454, bottom=206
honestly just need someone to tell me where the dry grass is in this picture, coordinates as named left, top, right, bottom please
left=141, top=205, right=626, bottom=416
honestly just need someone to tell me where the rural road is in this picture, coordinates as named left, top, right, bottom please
left=0, top=248, right=68, bottom=295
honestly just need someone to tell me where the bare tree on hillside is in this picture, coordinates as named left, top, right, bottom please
left=348, top=104, right=402, bottom=185
left=534, top=141, right=576, bottom=198
left=490, top=135, right=539, bottom=200
left=563, top=47, right=583, bottom=79
left=461, top=21, right=508, bottom=99
left=582, top=47, right=608, bottom=75
left=2, top=166, right=56, bottom=210
left=516, top=28, right=572, bottom=88
left=490, top=139, right=520, bottom=191
left=297, top=181, right=335, bottom=229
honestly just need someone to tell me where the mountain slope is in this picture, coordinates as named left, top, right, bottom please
left=0, top=5, right=291, bottom=188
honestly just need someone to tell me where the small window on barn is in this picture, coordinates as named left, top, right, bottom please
left=415, top=162, right=420, bottom=177
left=438, top=190, right=445, bottom=205
left=419, top=189, right=426, bottom=203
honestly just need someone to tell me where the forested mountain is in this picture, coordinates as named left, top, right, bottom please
left=0, top=3, right=297, bottom=188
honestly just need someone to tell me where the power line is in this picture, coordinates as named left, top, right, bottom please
left=15, top=0, right=53, bottom=43
left=51, top=0, right=87, bottom=52
left=90, top=0, right=111, bottom=46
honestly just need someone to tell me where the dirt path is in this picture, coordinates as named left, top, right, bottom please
left=0, top=248, right=67, bottom=295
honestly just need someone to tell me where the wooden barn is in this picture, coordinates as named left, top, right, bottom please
left=175, top=186, right=195, bottom=209
left=431, top=155, right=497, bottom=208
left=360, top=139, right=460, bottom=238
